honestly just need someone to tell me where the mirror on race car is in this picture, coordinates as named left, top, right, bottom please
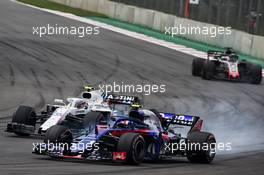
left=54, top=99, right=65, bottom=105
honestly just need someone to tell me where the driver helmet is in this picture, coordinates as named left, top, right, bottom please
left=225, top=48, right=233, bottom=55
left=229, top=54, right=238, bottom=62
left=129, top=109, right=145, bottom=122
left=76, top=100, right=87, bottom=109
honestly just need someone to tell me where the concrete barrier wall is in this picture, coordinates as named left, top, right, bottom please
left=251, top=35, right=264, bottom=59
left=49, top=0, right=264, bottom=60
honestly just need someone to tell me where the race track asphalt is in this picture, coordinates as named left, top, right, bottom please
left=0, top=0, right=264, bottom=174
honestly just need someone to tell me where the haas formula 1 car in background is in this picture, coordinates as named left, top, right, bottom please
left=6, top=86, right=112, bottom=136
left=192, top=48, right=262, bottom=84
left=34, top=103, right=216, bottom=165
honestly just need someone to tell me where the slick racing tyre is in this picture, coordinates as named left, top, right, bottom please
left=192, top=57, right=205, bottom=76
left=82, top=112, right=106, bottom=134
left=44, top=125, right=73, bottom=155
left=12, top=105, right=36, bottom=136
left=44, top=125, right=72, bottom=144
left=202, top=61, right=215, bottom=80
left=186, top=131, right=216, bottom=164
left=249, top=64, right=262, bottom=84
left=117, top=133, right=145, bottom=165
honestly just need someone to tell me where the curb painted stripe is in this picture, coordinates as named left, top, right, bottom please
left=11, top=0, right=264, bottom=77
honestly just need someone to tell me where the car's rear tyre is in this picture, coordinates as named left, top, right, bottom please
left=202, top=61, right=215, bottom=80
left=192, top=57, right=205, bottom=76
left=12, top=106, right=36, bottom=136
left=186, top=131, right=216, bottom=163
left=117, top=133, right=145, bottom=165
left=249, top=64, right=262, bottom=84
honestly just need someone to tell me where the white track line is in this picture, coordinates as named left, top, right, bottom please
left=11, top=0, right=264, bottom=77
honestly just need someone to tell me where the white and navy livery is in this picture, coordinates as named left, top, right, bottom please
left=6, top=88, right=111, bottom=136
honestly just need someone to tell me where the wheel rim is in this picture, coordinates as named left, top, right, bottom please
left=134, top=139, right=144, bottom=161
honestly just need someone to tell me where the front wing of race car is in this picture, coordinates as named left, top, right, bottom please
left=6, top=122, right=35, bottom=135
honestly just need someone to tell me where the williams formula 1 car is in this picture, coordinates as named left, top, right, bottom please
left=192, top=48, right=262, bottom=84
left=34, top=104, right=216, bottom=165
left=6, top=86, right=112, bottom=136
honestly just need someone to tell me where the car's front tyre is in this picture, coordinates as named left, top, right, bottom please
left=12, top=105, right=36, bottom=136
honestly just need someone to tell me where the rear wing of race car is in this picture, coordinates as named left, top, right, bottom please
left=159, top=113, right=199, bottom=126
left=159, top=113, right=203, bottom=132
left=207, top=50, right=223, bottom=54
left=207, top=50, right=223, bottom=58
left=207, top=49, right=237, bottom=58
left=104, top=93, right=140, bottom=105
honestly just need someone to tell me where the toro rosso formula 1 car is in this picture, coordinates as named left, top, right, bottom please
left=34, top=102, right=216, bottom=165
left=6, top=86, right=113, bottom=136
left=192, top=48, right=262, bottom=84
